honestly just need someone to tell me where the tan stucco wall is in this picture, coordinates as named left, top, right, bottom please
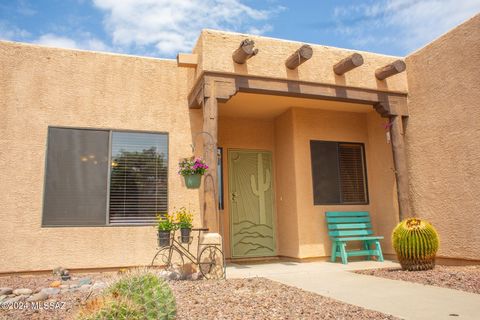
left=217, top=116, right=276, bottom=259
left=288, top=108, right=398, bottom=258
left=405, top=14, right=480, bottom=260
left=274, top=109, right=300, bottom=258
left=192, top=29, right=408, bottom=93
left=0, top=41, right=204, bottom=273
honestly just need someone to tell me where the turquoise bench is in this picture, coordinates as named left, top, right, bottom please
left=325, top=211, right=384, bottom=264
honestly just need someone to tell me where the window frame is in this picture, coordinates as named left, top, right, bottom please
left=310, top=140, right=369, bottom=206
left=42, top=126, right=169, bottom=227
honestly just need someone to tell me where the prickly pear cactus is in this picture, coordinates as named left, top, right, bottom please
left=78, top=271, right=176, bottom=320
left=392, top=218, right=439, bottom=271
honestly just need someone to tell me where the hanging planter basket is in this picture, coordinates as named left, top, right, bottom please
left=179, top=157, right=208, bottom=190
left=183, top=174, right=202, bottom=189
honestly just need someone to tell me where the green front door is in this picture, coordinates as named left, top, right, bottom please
left=228, top=149, right=276, bottom=258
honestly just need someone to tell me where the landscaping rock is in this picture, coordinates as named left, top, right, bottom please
left=165, top=271, right=182, bottom=281
left=0, top=287, right=13, bottom=295
left=13, top=288, right=32, bottom=295
left=40, top=287, right=60, bottom=296
left=50, top=280, right=62, bottom=287
left=78, top=277, right=92, bottom=286
left=0, top=295, right=7, bottom=302
left=189, top=272, right=202, bottom=281
left=91, top=281, right=107, bottom=290
left=79, top=284, right=92, bottom=291
left=27, top=292, right=48, bottom=302
left=4, top=295, right=28, bottom=304
left=61, top=269, right=71, bottom=280
left=52, top=267, right=64, bottom=276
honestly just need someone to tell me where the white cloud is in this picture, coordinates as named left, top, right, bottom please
left=333, top=0, right=480, bottom=54
left=92, top=0, right=281, bottom=56
left=35, top=34, right=79, bottom=49
left=0, top=20, right=30, bottom=40
left=34, top=33, right=110, bottom=52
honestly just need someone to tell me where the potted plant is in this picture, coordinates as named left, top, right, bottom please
left=156, top=213, right=176, bottom=247
left=175, top=207, right=194, bottom=243
left=178, top=157, right=208, bottom=189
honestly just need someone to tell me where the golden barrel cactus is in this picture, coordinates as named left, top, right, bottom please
left=392, top=218, right=439, bottom=271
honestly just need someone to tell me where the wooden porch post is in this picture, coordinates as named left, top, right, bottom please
left=390, top=115, right=411, bottom=221
left=202, top=87, right=219, bottom=232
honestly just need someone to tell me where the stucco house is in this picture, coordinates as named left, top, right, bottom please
left=0, top=14, right=478, bottom=273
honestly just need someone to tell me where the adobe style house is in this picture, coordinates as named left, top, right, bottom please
left=0, top=14, right=479, bottom=273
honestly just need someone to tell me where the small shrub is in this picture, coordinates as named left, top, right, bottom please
left=78, top=271, right=176, bottom=320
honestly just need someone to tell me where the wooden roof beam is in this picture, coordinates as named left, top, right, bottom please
left=375, top=60, right=406, bottom=80
left=285, top=44, right=313, bottom=69
left=333, top=53, right=364, bottom=75
left=232, top=39, right=258, bottom=64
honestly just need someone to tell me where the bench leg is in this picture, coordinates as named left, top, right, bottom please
left=331, top=242, right=338, bottom=262
left=339, top=242, right=348, bottom=264
left=375, top=240, right=384, bottom=262
left=363, top=241, right=371, bottom=260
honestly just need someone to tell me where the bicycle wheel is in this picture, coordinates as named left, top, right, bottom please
left=151, top=247, right=185, bottom=274
left=198, top=245, right=225, bottom=280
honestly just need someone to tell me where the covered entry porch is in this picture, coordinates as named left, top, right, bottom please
left=189, top=72, right=409, bottom=261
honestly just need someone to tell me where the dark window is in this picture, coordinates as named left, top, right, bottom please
left=43, top=127, right=168, bottom=226
left=43, top=128, right=109, bottom=226
left=310, top=141, right=368, bottom=205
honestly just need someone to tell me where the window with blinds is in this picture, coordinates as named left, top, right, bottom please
left=109, top=132, right=168, bottom=225
left=42, top=127, right=168, bottom=227
left=310, top=141, right=368, bottom=205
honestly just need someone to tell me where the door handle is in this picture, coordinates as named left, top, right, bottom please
left=231, top=192, right=238, bottom=201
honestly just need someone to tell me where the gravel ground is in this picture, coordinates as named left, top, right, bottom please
left=0, top=272, right=115, bottom=320
left=1, top=273, right=399, bottom=320
left=355, top=265, right=480, bottom=294
left=170, top=277, right=398, bottom=320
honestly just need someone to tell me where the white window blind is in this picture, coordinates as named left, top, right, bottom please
left=109, top=132, right=168, bottom=225
left=338, top=143, right=367, bottom=203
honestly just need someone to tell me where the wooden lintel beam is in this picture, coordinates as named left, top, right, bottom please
left=188, top=79, right=205, bottom=109
left=188, top=72, right=408, bottom=117
left=333, top=53, right=364, bottom=75
left=375, top=60, right=406, bottom=80
left=177, top=53, right=198, bottom=68
left=232, top=39, right=258, bottom=64
left=285, top=44, right=313, bottom=69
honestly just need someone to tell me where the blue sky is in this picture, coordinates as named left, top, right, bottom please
left=0, top=0, right=478, bottom=58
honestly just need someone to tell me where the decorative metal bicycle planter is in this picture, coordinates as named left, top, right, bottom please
left=151, top=228, right=225, bottom=280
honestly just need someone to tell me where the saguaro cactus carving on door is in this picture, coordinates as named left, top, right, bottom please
left=250, top=153, right=271, bottom=225
left=229, top=150, right=276, bottom=257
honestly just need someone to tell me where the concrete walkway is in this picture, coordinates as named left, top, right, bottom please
left=226, top=260, right=480, bottom=320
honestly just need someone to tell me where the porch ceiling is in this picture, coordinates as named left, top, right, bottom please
left=219, top=92, right=373, bottom=119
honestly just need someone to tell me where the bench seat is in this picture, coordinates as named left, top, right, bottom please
left=326, top=211, right=384, bottom=264
left=331, top=236, right=384, bottom=242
